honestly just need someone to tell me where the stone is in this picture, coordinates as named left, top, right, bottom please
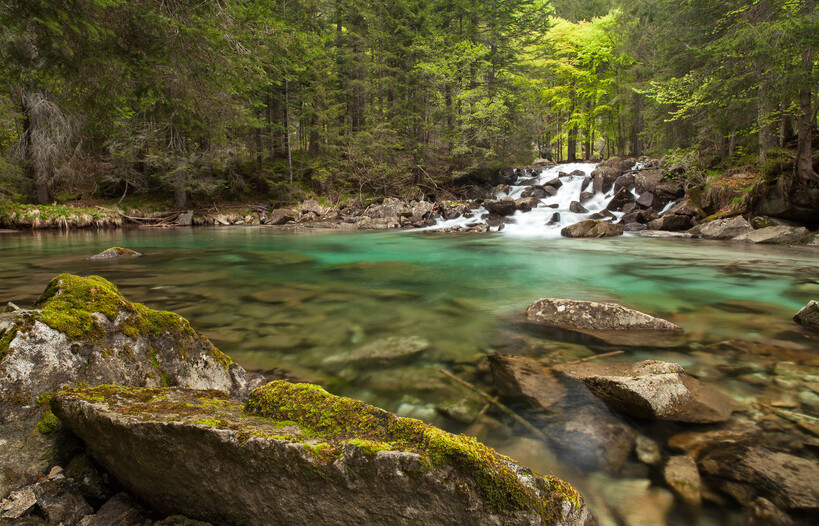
left=526, top=298, right=680, bottom=332
left=554, top=360, right=734, bottom=423
left=434, top=398, right=485, bottom=425
left=560, top=220, right=623, bottom=238
left=483, top=198, right=517, bottom=216
left=515, top=197, right=540, bottom=213
left=734, top=225, right=811, bottom=244
left=634, top=435, right=661, bottom=466
left=698, top=443, right=819, bottom=511
left=548, top=212, right=561, bottom=224
left=579, top=191, right=595, bottom=202
left=669, top=199, right=705, bottom=219
left=613, top=174, right=635, bottom=193
left=587, top=210, right=616, bottom=221
left=53, top=383, right=596, bottom=526
left=487, top=354, right=566, bottom=410
left=301, top=198, right=330, bottom=216
left=175, top=210, right=194, bottom=226
left=520, top=186, right=549, bottom=199
left=663, top=456, right=701, bottom=507
left=488, top=355, right=635, bottom=474
left=266, top=209, right=296, bottom=225
left=569, top=201, right=588, bottom=214
left=322, top=336, right=429, bottom=368
left=88, top=247, right=142, bottom=260
left=793, top=301, right=819, bottom=332
left=0, top=274, right=261, bottom=496
left=64, top=455, right=111, bottom=502
left=744, top=497, right=795, bottom=526
left=86, top=493, right=150, bottom=526
left=155, top=515, right=213, bottom=526
left=605, top=187, right=635, bottom=212
left=634, top=169, right=664, bottom=194
left=32, top=479, right=93, bottom=525
left=635, top=192, right=654, bottom=209
left=409, top=201, right=435, bottom=222
left=647, top=213, right=693, bottom=232
left=1, top=487, right=36, bottom=520
left=695, top=215, right=754, bottom=240
left=544, top=177, right=563, bottom=189
left=589, top=475, right=674, bottom=526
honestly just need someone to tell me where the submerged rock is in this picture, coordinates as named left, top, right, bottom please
left=53, top=382, right=596, bottom=526
left=698, top=443, right=819, bottom=512
left=526, top=298, right=680, bottom=332
left=560, top=220, right=623, bottom=238
left=321, top=336, right=429, bottom=368
left=488, top=354, right=636, bottom=474
left=554, top=360, right=734, bottom=423
left=793, top=301, right=819, bottom=332
left=88, top=247, right=142, bottom=260
left=663, top=455, right=702, bottom=507
left=0, top=274, right=259, bottom=496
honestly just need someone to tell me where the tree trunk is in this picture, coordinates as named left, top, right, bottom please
left=568, top=126, right=577, bottom=162
left=631, top=90, right=643, bottom=158
left=796, top=0, right=816, bottom=182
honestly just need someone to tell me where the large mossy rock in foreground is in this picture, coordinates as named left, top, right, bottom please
left=53, top=382, right=596, bottom=526
left=0, top=274, right=258, bottom=497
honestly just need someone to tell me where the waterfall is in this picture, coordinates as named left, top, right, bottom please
left=427, top=162, right=625, bottom=237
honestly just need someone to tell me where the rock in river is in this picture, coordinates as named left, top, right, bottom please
left=560, top=219, right=623, bottom=238
left=87, top=247, right=142, bottom=260
left=0, top=274, right=260, bottom=497
left=321, top=336, right=429, bottom=368
left=698, top=443, right=819, bottom=512
left=554, top=360, right=734, bottom=423
left=793, top=300, right=819, bottom=332
left=526, top=298, right=679, bottom=330
left=52, top=382, right=596, bottom=526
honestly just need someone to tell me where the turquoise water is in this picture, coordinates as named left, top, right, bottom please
left=1, top=227, right=817, bottom=523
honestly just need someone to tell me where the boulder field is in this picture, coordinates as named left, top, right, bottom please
left=0, top=274, right=595, bottom=525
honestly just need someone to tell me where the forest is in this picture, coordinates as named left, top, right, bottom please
left=0, top=0, right=816, bottom=207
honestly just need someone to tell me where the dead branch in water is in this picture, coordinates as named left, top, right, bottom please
left=439, top=369, right=547, bottom=439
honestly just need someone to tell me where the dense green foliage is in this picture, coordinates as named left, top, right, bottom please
left=0, top=0, right=815, bottom=205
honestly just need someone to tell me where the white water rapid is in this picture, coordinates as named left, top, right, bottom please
left=428, top=162, right=629, bottom=238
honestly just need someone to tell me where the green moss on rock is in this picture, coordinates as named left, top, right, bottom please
left=36, top=409, right=60, bottom=434
left=30, top=273, right=231, bottom=368
left=245, top=381, right=582, bottom=522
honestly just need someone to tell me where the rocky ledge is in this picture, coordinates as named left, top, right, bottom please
left=52, top=382, right=595, bottom=526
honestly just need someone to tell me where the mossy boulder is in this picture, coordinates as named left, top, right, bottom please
left=0, top=274, right=260, bottom=497
left=52, top=382, right=596, bottom=526
left=87, top=247, right=142, bottom=260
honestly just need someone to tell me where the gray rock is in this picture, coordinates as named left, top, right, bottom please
left=699, top=444, right=819, bottom=511
left=1, top=487, right=36, bottom=520
left=613, top=174, right=635, bottom=193
left=0, top=274, right=259, bottom=497
left=587, top=210, right=616, bottom=221
left=322, top=336, right=429, bottom=368
left=635, top=192, right=655, bottom=209
left=488, top=355, right=635, bottom=474
left=635, top=169, right=664, bottom=194
left=483, top=198, right=517, bottom=216
left=569, top=201, right=588, bottom=214
left=793, top=301, right=819, bottom=332
left=301, top=198, right=330, bottom=216
left=733, top=225, right=811, bottom=244
left=53, top=383, right=596, bottom=526
left=695, top=216, right=754, bottom=240
left=87, top=247, right=142, bottom=260
left=64, top=455, right=111, bottom=502
left=554, top=360, right=734, bottom=424
left=515, top=197, right=540, bottom=213
left=410, top=201, right=435, bottom=222
left=520, top=186, right=549, bottom=199
left=86, top=493, right=150, bottom=526
left=560, top=220, right=623, bottom=238
left=548, top=212, right=561, bottom=224
left=32, top=479, right=93, bottom=525
left=744, top=497, right=795, bottom=526
left=605, top=187, right=636, bottom=212
left=634, top=435, right=661, bottom=466
left=175, top=211, right=194, bottom=226
left=648, top=213, right=693, bottom=232
left=266, top=209, right=296, bottom=225
left=663, top=456, right=701, bottom=507
left=526, top=298, right=680, bottom=332
left=579, top=191, right=595, bottom=202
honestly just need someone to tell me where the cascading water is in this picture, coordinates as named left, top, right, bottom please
left=427, top=162, right=628, bottom=237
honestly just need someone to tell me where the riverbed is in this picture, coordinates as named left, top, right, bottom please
left=1, top=226, right=817, bottom=524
